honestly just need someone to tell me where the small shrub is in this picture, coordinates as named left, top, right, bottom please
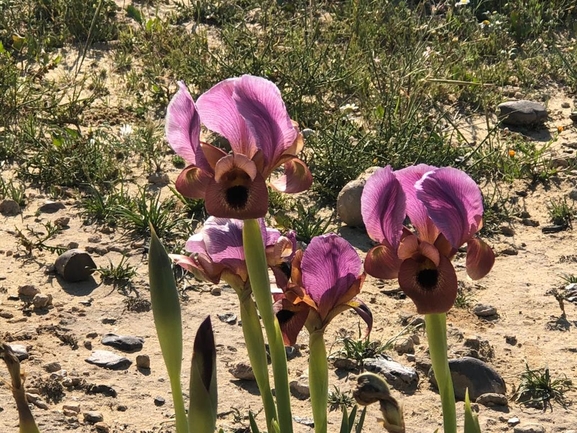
left=513, top=364, right=573, bottom=410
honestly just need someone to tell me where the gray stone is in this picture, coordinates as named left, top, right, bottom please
left=513, top=424, right=545, bottom=433
left=430, top=356, right=506, bottom=400
left=83, top=411, right=104, bottom=424
left=136, top=354, right=150, bottom=369
left=290, top=374, right=310, bottom=399
left=101, top=334, right=144, bottom=352
left=570, top=111, right=577, bottom=123
left=336, top=166, right=380, bottom=227
left=569, top=188, right=577, bottom=201
left=228, top=361, right=255, bottom=381
left=43, top=362, right=61, bottom=373
left=293, top=416, right=314, bottom=427
left=217, top=313, right=237, bottom=325
left=55, top=249, right=96, bottom=282
left=521, top=218, right=539, bottom=227
left=500, top=225, right=515, bottom=236
left=498, top=100, right=548, bottom=125
left=458, top=336, right=494, bottom=361
left=153, top=396, right=165, bottom=406
left=476, top=392, right=508, bottom=407
left=39, top=201, right=66, bottom=213
left=55, top=217, right=70, bottom=228
left=147, top=172, right=169, bottom=186
left=18, top=285, right=40, bottom=297
left=473, top=303, right=498, bottom=318
left=95, top=422, right=110, bottom=433
left=394, top=336, right=415, bottom=355
left=86, top=350, right=132, bottom=370
left=364, top=356, right=419, bottom=393
left=508, top=417, right=521, bottom=426
left=33, top=293, right=53, bottom=309
left=0, top=199, right=21, bottom=216
left=8, top=344, right=29, bottom=361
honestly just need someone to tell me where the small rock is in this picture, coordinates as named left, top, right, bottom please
left=83, top=411, right=104, bottom=424
left=33, top=293, right=53, bottom=309
left=18, top=285, right=40, bottom=297
left=62, top=403, right=80, bottom=413
left=55, top=217, right=70, bottom=228
left=101, top=334, right=144, bottom=352
left=562, top=101, right=571, bottom=108
left=229, top=361, right=255, bottom=381
left=570, top=111, right=577, bottom=123
left=0, top=199, right=21, bottom=216
left=55, top=249, right=96, bottom=282
left=394, top=336, right=415, bottom=355
left=505, top=335, right=517, bottom=345
left=569, top=188, right=577, bottom=201
left=39, top=201, right=66, bottom=213
left=430, top=357, right=506, bottom=400
left=87, top=235, right=102, bottom=243
left=332, top=357, right=358, bottom=370
left=499, top=246, right=519, bottom=255
left=101, top=317, right=116, bottom=325
left=86, top=350, right=132, bottom=370
left=498, top=100, right=548, bottom=126
left=84, top=340, right=92, bottom=350
left=336, top=166, right=381, bottom=227
left=43, top=362, right=62, bottom=373
left=500, top=225, right=515, bottom=236
left=85, top=384, right=117, bottom=397
left=508, top=417, right=521, bottom=426
left=94, top=422, right=110, bottom=433
left=217, top=313, right=237, bottom=325
left=8, top=344, right=29, bottom=360
left=513, top=424, right=545, bottom=433
left=476, top=393, right=508, bottom=407
left=293, top=416, right=314, bottom=427
left=0, top=310, right=14, bottom=319
left=302, top=128, right=315, bottom=138
left=521, top=218, right=539, bottom=227
left=153, top=396, right=165, bottom=407
left=136, top=354, right=150, bottom=369
left=290, top=374, right=310, bottom=399
left=364, top=356, right=419, bottom=393
left=459, top=336, right=494, bottom=361
left=473, top=303, right=498, bottom=318
left=541, top=224, right=567, bottom=234
left=147, top=172, right=170, bottom=186
left=210, top=286, right=221, bottom=296
left=26, top=393, right=49, bottom=409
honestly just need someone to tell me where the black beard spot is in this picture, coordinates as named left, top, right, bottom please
left=417, top=268, right=438, bottom=290
left=226, top=185, right=249, bottom=209
left=276, top=309, right=295, bottom=325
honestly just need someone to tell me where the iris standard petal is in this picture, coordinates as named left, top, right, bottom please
left=301, top=234, right=362, bottom=320
left=398, top=253, right=458, bottom=314
left=196, top=78, right=257, bottom=157
left=361, top=166, right=406, bottom=248
left=395, top=164, right=439, bottom=243
left=233, top=75, right=298, bottom=169
left=416, top=167, right=484, bottom=248
left=166, top=82, right=202, bottom=165
left=364, top=245, right=402, bottom=280
left=466, top=237, right=495, bottom=280
left=269, top=157, right=313, bottom=193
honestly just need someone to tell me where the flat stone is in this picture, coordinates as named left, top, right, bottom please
left=473, top=303, right=498, bottom=318
left=39, top=201, right=66, bottom=213
left=101, top=334, right=144, bottom=352
left=293, top=416, right=314, bottom=427
left=228, top=361, right=255, bottom=381
left=541, top=224, right=567, bottom=234
left=18, top=285, right=40, bottom=297
left=394, top=336, right=415, bottom=355
left=364, top=356, right=419, bottom=393
left=95, top=422, right=110, bottom=433
left=33, top=293, right=53, bottom=309
left=8, top=344, right=29, bottom=360
left=430, top=357, right=506, bottom=400
left=83, top=411, right=104, bottom=423
left=476, top=392, right=508, bottom=407
left=86, top=350, right=131, bottom=370
left=0, top=199, right=21, bottom=216
left=336, top=166, right=381, bottom=227
left=43, top=362, right=61, bottom=373
left=62, top=403, right=80, bottom=413
left=513, top=424, right=545, bottom=433
left=147, top=172, right=170, bottom=186
left=136, top=354, right=150, bottom=369
left=217, top=313, right=237, bottom=325
left=498, top=100, right=548, bottom=125
left=85, top=384, right=117, bottom=397
left=290, top=374, right=310, bottom=399
left=55, top=249, right=96, bottom=282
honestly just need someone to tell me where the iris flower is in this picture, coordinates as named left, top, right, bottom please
left=361, top=165, right=495, bottom=314
left=166, top=75, right=312, bottom=219
left=275, top=234, right=372, bottom=345
left=171, top=217, right=295, bottom=293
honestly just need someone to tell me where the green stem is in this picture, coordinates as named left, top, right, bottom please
left=308, top=330, right=328, bottom=433
left=243, top=219, right=293, bottom=433
left=169, top=378, right=188, bottom=433
left=238, top=290, right=278, bottom=432
left=425, top=313, right=456, bottom=433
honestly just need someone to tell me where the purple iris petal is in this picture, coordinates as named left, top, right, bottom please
left=415, top=167, right=483, bottom=248
left=300, top=234, right=362, bottom=320
left=165, top=82, right=203, bottom=165
left=395, top=164, right=439, bottom=242
left=233, top=75, right=297, bottom=169
left=196, top=78, right=256, bottom=157
left=361, top=166, right=406, bottom=248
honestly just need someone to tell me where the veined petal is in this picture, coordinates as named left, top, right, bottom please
left=325, top=297, right=373, bottom=336
left=233, top=75, right=297, bottom=169
left=364, top=245, right=401, bottom=279
left=201, top=217, right=244, bottom=262
left=301, top=234, right=362, bottom=320
left=395, top=164, right=439, bottom=243
left=398, top=253, right=458, bottom=314
left=196, top=78, right=257, bottom=157
left=466, top=237, right=495, bottom=280
left=200, top=142, right=228, bottom=171
left=170, top=253, right=223, bottom=284
left=175, top=165, right=213, bottom=199
left=274, top=298, right=310, bottom=346
left=361, top=166, right=406, bottom=248
left=214, top=154, right=258, bottom=182
left=416, top=167, right=483, bottom=248
left=269, top=157, right=313, bottom=193
left=166, top=82, right=202, bottom=165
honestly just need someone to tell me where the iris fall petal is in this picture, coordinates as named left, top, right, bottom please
left=466, top=237, right=495, bottom=280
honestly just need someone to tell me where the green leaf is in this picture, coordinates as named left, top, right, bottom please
left=126, top=5, right=143, bottom=24
left=249, top=412, right=261, bottom=433
left=355, top=407, right=366, bottom=433
left=463, top=389, right=481, bottom=433
left=148, top=227, right=188, bottom=433
left=188, top=316, right=218, bottom=433
left=339, top=406, right=350, bottom=433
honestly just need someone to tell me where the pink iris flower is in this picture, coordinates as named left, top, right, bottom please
left=166, top=75, right=312, bottom=219
left=171, top=217, right=296, bottom=293
left=361, top=165, right=495, bottom=314
left=274, top=234, right=372, bottom=345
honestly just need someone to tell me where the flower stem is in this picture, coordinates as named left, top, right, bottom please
left=308, top=330, right=328, bottom=433
left=237, top=290, right=278, bottom=432
left=243, top=219, right=293, bottom=433
left=425, top=313, right=456, bottom=433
